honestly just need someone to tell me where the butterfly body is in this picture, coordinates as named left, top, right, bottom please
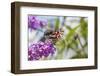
left=40, top=28, right=64, bottom=44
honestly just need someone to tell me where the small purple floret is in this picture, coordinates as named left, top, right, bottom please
left=28, top=40, right=56, bottom=61
left=28, top=15, right=47, bottom=30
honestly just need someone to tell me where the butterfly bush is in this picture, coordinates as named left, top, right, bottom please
left=28, top=15, right=47, bottom=30
left=28, top=40, right=56, bottom=61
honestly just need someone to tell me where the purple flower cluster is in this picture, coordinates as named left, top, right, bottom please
left=28, top=40, right=56, bottom=60
left=28, top=15, right=47, bottom=30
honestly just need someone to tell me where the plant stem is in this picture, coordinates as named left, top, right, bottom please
left=77, top=34, right=84, bottom=51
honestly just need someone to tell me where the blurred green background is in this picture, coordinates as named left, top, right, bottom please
left=55, top=17, right=88, bottom=59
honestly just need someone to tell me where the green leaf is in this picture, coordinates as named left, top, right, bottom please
left=71, top=54, right=88, bottom=59
left=65, top=24, right=80, bottom=41
left=80, top=18, right=88, bottom=40
left=56, top=39, right=65, bottom=53
left=55, top=18, right=60, bottom=30
left=65, top=25, right=72, bottom=31
left=47, top=20, right=51, bottom=29
left=71, top=51, right=88, bottom=59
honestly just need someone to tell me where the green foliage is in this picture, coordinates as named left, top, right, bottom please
left=65, top=24, right=80, bottom=41
left=54, top=17, right=88, bottom=59
left=65, top=26, right=72, bottom=30
left=80, top=18, right=88, bottom=40
left=71, top=53, right=88, bottom=59
left=55, top=18, right=60, bottom=30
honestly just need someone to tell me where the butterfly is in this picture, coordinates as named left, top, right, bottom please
left=41, top=28, right=64, bottom=44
